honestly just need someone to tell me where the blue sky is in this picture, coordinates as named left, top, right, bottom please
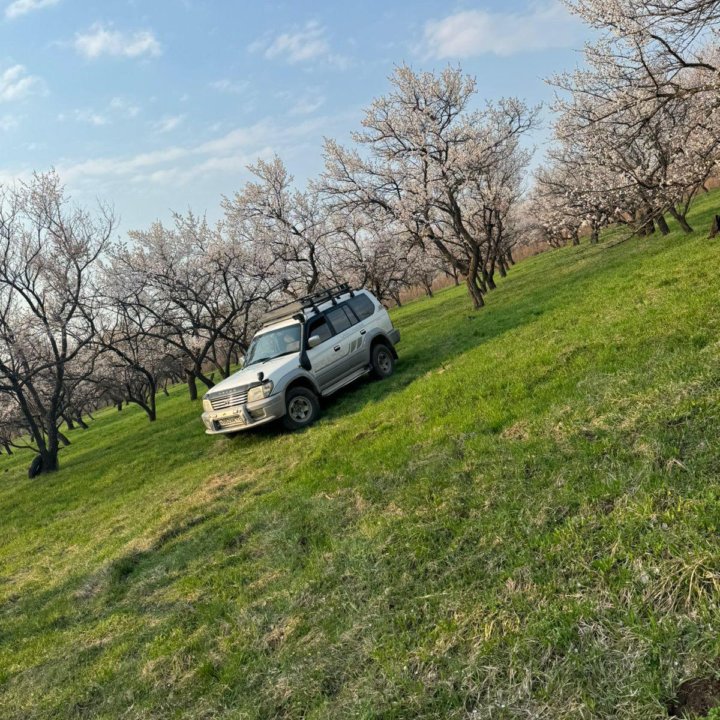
left=0, top=0, right=589, bottom=231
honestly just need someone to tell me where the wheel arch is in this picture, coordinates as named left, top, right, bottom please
left=369, top=333, right=398, bottom=359
left=283, top=374, right=321, bottom=399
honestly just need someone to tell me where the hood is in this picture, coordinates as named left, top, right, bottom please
left=205, top=353, right=300, bottom=396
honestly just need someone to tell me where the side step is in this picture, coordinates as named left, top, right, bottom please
left=321, top=367, right=371, bottom=397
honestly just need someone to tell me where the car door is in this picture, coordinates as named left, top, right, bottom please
left=306, top=314, right=341, bottom=391
left=321, top=305, right=359, bottom=386
left=346, top=294, right=377, bottom=370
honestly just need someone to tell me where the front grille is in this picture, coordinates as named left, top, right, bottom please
left=208, top=386, right=248, bottom=411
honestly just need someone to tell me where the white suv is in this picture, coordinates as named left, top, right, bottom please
left=201, top=285, right=401, bottom=434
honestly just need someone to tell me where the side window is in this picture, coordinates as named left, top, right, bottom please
left=307, top=316, right=332, bottom=344
left=348, top=294, right=375, bottom=321
left=325, top=306, right=355, bottom=334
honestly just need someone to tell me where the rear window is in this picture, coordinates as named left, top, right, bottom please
left=325, top=305, right=355, bottom=334
left=348, top=294, right=375, bottom=321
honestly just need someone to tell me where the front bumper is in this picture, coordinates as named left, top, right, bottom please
left=201, top=393, right=286, bottom=435
left=389, top=328, right=401, bottom=346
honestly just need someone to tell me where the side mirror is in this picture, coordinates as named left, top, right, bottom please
left=308, top=334, right=321, bottom=349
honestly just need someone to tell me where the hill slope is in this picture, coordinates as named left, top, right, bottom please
left=3, top=193, right=720, bottom=719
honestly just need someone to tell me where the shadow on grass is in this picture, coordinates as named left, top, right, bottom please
left=0, top=474, right=299, bottom=717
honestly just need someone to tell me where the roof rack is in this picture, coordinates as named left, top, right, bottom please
left=261, top=283, right=355, bottom=325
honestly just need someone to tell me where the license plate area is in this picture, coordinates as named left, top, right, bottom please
left=216, top=414, right=246, bottom=430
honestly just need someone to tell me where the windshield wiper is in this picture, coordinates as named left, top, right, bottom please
left=245, top=350, right=297, bottom=368
left=245, top=356, right=271, bottom=368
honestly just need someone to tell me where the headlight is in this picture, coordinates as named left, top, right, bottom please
left=247, top=380, right=274, bottom=403
left=202, top=396, right=213, bottom=412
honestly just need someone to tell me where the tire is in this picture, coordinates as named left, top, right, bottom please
left=371, top=343, right=395, bottom=379
left=282, top=386, right=320, bottom=431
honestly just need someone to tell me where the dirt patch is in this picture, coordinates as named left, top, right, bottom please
left=264, top=615, right=300, bottom=650
left=668, top=677, right=720, bottom=717
left=500, top=421, right=529, bottom=441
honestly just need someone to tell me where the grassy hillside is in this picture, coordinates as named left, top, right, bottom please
left=3, top=192, right=720, bottom=719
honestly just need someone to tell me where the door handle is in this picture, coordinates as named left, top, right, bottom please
left=334, top=345, right=341, bottom=351
left=360, top=329, right=367, bottom=335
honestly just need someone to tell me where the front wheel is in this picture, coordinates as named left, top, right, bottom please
left=282, top=387, right=320, bottom=431
left=371, top=343, right=395, bottom=379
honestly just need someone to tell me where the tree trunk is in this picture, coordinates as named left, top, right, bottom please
left=668, top=206, right=694, bottom=234
left=58, top=432, right=71, bottom=447
left=137, top=401, right=157, bottom=422
left=635, top=210, right=655, bottom=236
left=4, top=442, right=12, bottom=455
left=147, top=380, right=157, bottom=421
left=186, top=370, right=198, bottom=401
left=498, top=257, right=508, bottom=277
left=195, top=369, right=215, bottom=390
left=40, top=430, right=60, bottom=473
left=484, top=268, right=497, bottom=291
left=40, top=451, right=59, bottom=472
left=465, top=276, right=485, bottom=309
left=63, top=414, right=75, bottom=430
left=709, top=214, right=720, bottom=239
left=656, top=214, right=670, bottom=235
left=75, top=415, right=89, bottom=429
left=464, top=246, right=486, bottom=308
left=117, top=400, right=123, bottom=412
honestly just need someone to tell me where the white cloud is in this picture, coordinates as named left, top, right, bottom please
left=154, top=114, right=184, bottom=133
left=210, top=78, right=248, bottom=95
left=289, top=93, right=325, bottom=116
left=57, top=98, right=142, bottom=126
left=74, top=24, right=161, bottom=59
left=0, top=112, right=358, bottom=230
left=423, top=1, right=583, bottom=58
left=0, top=65, right=43, bottom=102
left=53, top=116, right=332, bottom=190
left=194, top=122, right=279, bottom=156
left=5, top=0, right=58, bottom=19
left=253, top=21, right=330, bottom=64
left=69, top=109, right=109, bottom=126
left=110, top=96, right=141, bottom=118
left=61, top=146, right=190, bottom=183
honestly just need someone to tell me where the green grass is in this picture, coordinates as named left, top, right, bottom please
left=3, top=193, right=720, bottom=719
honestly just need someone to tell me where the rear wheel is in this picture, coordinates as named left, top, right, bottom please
left=371, top=343, right=394, bottom=379
left=282, top=387, right=320, bottom=430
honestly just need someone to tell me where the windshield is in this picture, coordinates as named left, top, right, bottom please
left=244, top=323, right=301, bottom=367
